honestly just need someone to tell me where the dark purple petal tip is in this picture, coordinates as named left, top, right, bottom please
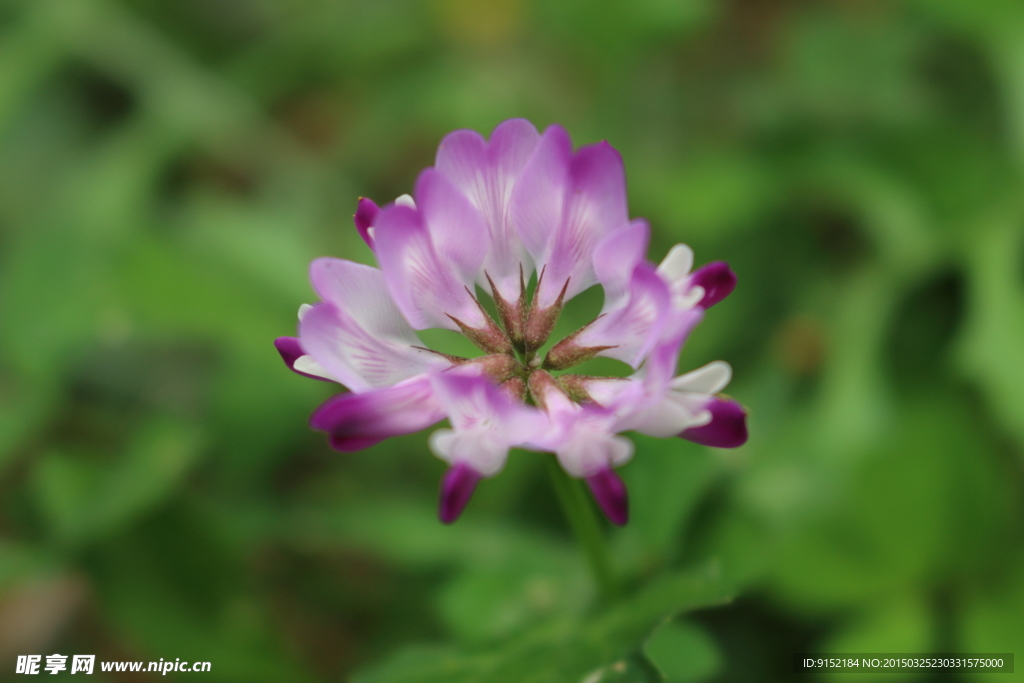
left=690, top=261, right=736, bottom=309
left=585, top=468, right=629, bottom=526
left=275, top=336, right=332, bottom=382
left=354, top=197, right=380, bottom=248
left=681, top=398, right=748, bottom=448
left=275, top=336, right=304, bottom=369
left=439, top=463, right=482, bottom=524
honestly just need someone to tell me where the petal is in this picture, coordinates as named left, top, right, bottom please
left=436, top=119, right=541, bottom=299
left=510, top=124, right=572, bottom=290
left=292, top=355, right=336, bottom=381
left=310, top=375, right=445, bottom=451
left=300, top=303, right=444, bottom=391
left=572, top=263, right=672, bottom=368
left=274, top=335, right=304, bottom=369
left=680, top=398, right=748, bottom=448
left=581, top=377, right=636, bottom=407
left=657, top=243, right=694, bottom=282
left=354, top=197, right=380, bottom=249
left=512, top=126, right=634, bottom=306
left=309, top=258, right=421, bottom=342
left=556, top=430, right=634, bottom=478
left=585, top=468, right=629, bottom=526
left=540, top=140, right=629, bottom=306
left=430, top=366, right=549, bottom=444
left=304, top=259, right=448, bottom=388
left=688, top=261, right=736, bottom=309
left=623, top=391, right=709, bottom=437
left=592, top=219, right=651, bottom=308
left=628, top=307, right=705, bottom=394
left=274, top=336, right=335, bottom=382
left=487, top=118, right=543, bottom=170
left=372, top=204, right=487, bottom=330
left=428, top=368, right=549, bottom=476
left=437, top=462, right=482, bottom=524
left=415, top=168, right=490, bottom=287
left=429, top=427, right=509, bottom=477
left=671, top=360, right=732, bottom=394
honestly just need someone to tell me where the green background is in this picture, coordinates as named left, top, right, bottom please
left=1, top=0, right=1022, bottom=680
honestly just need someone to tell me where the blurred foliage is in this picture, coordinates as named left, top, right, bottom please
left=0, top=0, right=1023, bottom=680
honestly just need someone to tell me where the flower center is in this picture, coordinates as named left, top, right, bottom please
left=418, top=265, right=625, bottom=407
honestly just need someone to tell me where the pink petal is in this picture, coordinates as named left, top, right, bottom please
left=436, top=119, right=541, bottom=300
left=372, top=205, right=487, bottom=331
left=414, top=168, right=490, bottom=287
left=300, top=303, right=444, bottom=392
left=545, top=145, right=630, bottom=305
left=302, top=259, right=447, bottom=390
left=510, top=125, right=572, bottom=290
left=572, top=263, right=672, bottom=368
left=430, top=367, right=548, bottom=441
left=633, top=308, right=705, bottom=393
left=309, top=258, right=422, bottom=343
left=512, top=127, right=630, bottom=307
left=427, top=367, right=550, bottom=476
left=593, top=219, right=651, bottom=309
left=310, top=375, right=445, bottom=452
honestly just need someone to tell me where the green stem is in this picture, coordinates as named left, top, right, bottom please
left=546, top=457, right=618, bottom=600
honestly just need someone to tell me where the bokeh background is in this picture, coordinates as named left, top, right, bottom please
left=2, top=0, right=1023, bottom=680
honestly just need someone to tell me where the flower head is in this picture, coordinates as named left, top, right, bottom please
left=276, top=119, right=747, bottom=525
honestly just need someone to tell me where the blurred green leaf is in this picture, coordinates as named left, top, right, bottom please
left=961, top=563, right=1024, bottom=682
left=956, top=217, right=1024, bottom=452
left=770, top=394, right=1005, bottom=610
left=612, top=436, right=721, bottom=573
left=643, top=619, right=721, bottom=683
left=820, top=595, right=932, bottom=683
left=32, top=416, right=203, bottom=547
left=437, top=563, right=590, bottom=645
left=0, top=540, right=59, bottom=592
left=353, top=564, right=731, bottom=683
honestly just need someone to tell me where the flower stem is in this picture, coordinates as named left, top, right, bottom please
left=545, top=457, right=618, bottom=600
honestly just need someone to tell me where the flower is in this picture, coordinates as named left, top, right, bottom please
left=276, top=119, right=747, bottom=525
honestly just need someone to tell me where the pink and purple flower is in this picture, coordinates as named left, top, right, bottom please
left=276, top=119, right=747, bottom=525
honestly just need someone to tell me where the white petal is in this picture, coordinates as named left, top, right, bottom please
left=583, top=378, right=634, bottom=407
left=429, top=427, right=509, bottom=477
left=675, top=285, right=704, bottom=310
left=298, top=303, right=314, bottom=321
left=395, top=193, right=416, bottom=208
left=556, top=430, right=634, bottom=478
left=292, top=354, right=336, bottom=381
left=671, top=360, right=732, bottom=394
left=657, top=244, right=694, bottom=283
left=625, top=393, right=709, bottom=437
left=429, top=429, right=458, bottom=465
